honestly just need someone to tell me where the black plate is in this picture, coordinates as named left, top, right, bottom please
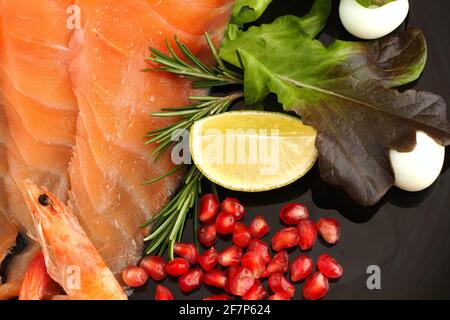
left=132, top=0, right=450, bottom=300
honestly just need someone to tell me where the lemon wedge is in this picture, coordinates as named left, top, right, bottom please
left=190, top=111, right=318, bottom=192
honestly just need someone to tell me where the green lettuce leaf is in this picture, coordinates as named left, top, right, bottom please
left=221, top=18, right=450, bottom=205
left=293, top=0, right=331, bottom=38
left=356, top=0, right=396, bottom=7
left=228, top=0, right=331, bottom=40
left=231, top=0, right=273, bottom=25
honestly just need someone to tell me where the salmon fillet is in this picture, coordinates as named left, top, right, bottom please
left=0, top=243, right=40, bottom=300
left=0, top=0, right=234, bottom=280
left=68, top=0, right=234, bottom=272
left=0, top=0, right=78, bottom=237
left=0, top=101, right=17, bottom=265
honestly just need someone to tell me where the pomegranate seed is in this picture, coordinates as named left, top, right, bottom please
left=263, top=250, right=288, bottom=277
left=232, top=222, right=252, bottom=247
left=155, top=284, right=174, bottom=300
left=215, top=212, right=236, bottom=235
left=166, top=258, right=190, bottom=277
left=178, top=268, right=203, bottom=293
left=218, top=245, right=242, bottom=267
left=221, top=197, right=245, bottom=220
left=241, top=251, right=265, bottom=279
left=317, top=254, right=343, bottom=279
left=297, top=219, right=318, bottom=250
left=224, top=265, right=237, bottom=276
left=224, top=265, right=239, bottom=294
left=243, top=280, right=267, bottom=300
left=269, top=292, right=291, bottom=300
left=203, top=294, right=231, bottom=300
left=122, top=266, right=148, bottom=287
left=302, top=272, right=329, bottom=300
left=203, top=269, right=227, bottom=289
left=199, top=193, right=219, bottom=223
left=173, top=242, right=198, bottom=265
left=247, top=239, right=271, bottom=264
left=280, top=203, right=309, bottom=225
left=227, top=266, right=255, bottom=296
left=268, top=273, right=295, bottom=298
left=197, top=247, right=218, bottom=271
left=317, top=217, right=341, bottom=245
left=249, top=215, right=270, bottom=239
left=198, top=223, right=216, bottom=247
left=271, top=227, right=299, bottom=251
left=290, top=254, right=314, bottom=282
left=139, top=256, right=167, bottom=282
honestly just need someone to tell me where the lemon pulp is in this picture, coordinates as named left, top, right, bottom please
left=190, top=111, right=318, bottom=192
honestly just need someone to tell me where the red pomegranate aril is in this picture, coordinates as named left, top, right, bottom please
left=263, top=250, right=288, bottom=277
left=203, top=294, right=231, bottom=300
left=297, top=219, right=318, bottom=251
left=224, top=265, right=239, bottom=293
left=317, top=254, right=344, bottom=279
left=215, top=212, right=236, bottom=235
left=228, top=266, right=255, bottom=296
left=232, top=222, right=252, bottom=247
left=302, top=272, right=329, bottom=300
left=268, top=273, right=295, bottom=298
left=290, top=254, right=314, bottom=282
left=243, top=280, right=267, bottom=300
left=203, top=269, right=227, bottom=289
left=280, top=203, right=309, bottom=225
left=122, top=266, right=148, bottom=287
left=271, top=227, right=299, bottom=251
left=139, top=256, right=166, bottom=282
left=218, top=245, right=243, bottom=267
left=247, top=239, right=271, bottom=264
left=198, top=223, right=216, bottom=247
left=221, top=197, right=245, bottom=220
left=155, top=284, right=174, bottom=300
left=166, top=258, right=190, bottom=277
left=269, top=292, right=291, bottom=300
left=197, top=247, right=218, bottom=271
left=174, top=242, right=198, bottom=265
left=317, top=217, right=341, bottom=245
left=199, top=193, right=219, bottom=224
left=179, top=268, right=203, bottom=293
left=241, top=251, right=265, bottom=279
left=249, top=215, right=270, bottom=239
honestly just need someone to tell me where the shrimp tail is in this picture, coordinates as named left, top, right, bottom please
left=19, top=251, right=61, bottom=300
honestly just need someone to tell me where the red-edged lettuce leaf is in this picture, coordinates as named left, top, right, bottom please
left=221, top=17, right=450, bottom=205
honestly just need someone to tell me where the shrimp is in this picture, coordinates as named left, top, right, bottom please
left=22, top=181, right=127, bottom=300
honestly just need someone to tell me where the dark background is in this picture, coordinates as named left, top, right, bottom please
left=133, top=0, right=450, bottom=300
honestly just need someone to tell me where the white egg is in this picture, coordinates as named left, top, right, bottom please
left=339, top=0, right=409, bottom=40
left=389, top=131, right=446, bottom=192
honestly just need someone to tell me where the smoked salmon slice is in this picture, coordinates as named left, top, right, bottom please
left=68, top=0, right=234, bottom=273
left=0, top=0, right=234, bottom=282
left=0, top=100, right=17, bottom=265
left=0, top=243, right=40, bottom=300
left=0, top=0, right=78, bottom=237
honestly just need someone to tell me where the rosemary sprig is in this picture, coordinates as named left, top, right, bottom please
left=144, top=92, right=243, bottom=161
left=144, top=33, right=243, bottom=88
left=143, top=166, right=202, bottom=258
left=142, top=33, right=243, bottom=258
